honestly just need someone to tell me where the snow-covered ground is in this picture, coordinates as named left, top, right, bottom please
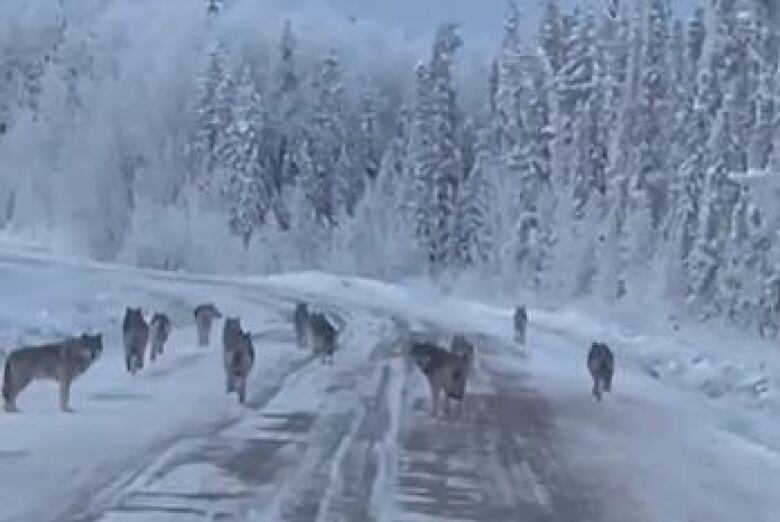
left=0, top=248, right=778, bottom=521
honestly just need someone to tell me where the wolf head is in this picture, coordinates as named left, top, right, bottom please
left=125, top=307, right=143, bottom=319
left=194, top=303, right=222, bottom=320
left=588, top=342, right=614, bottom=369
left=409, top=342, right=449, bottom=374
left=124, top=307, right=146, bottom=327
left=451, top=334, right=472, bottom=352
left=223, top=317, right=242, bottom=335
left=309, top=313, right=335, bottom=337
left=514, top=305, right=527, bottom=320
left=295, top=302, right=309, bottom=316
left=80, top=332, right=104, bottom=360
left=151, top=312, right=170, bottom=326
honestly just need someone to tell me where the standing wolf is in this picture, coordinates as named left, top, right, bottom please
left=3, top=333, right=103, bottom=412
left=309, top=312, right=336, bottom=364
left=409, top=341, right=469, bottom=418
left=123, top=307, right=149, bottom=374
left=149, top=312, right=172, bottom=363
left=293, top=302, right=310, bottom=349
left=222, top=317, right=254, bottom=404
left=587, top=341, right=614, bottom=401
left=194, top=303, right=222, bottom=347
left=513, top=305, right=528, bottom=346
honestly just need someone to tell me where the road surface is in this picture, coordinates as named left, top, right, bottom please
left=59, top=299, right=606, bottom=522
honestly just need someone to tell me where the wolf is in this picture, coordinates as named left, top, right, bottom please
left=194, top=303, right=222, bottom=347
left=3, top=333, right=103, bottom=412
left=308, top=312, right=336, bottom=364
left=123, top=307, right=149, bottom=374
left=293, top=302, right=310, bottom=349
left=149, top=312, right=172, bottom=363
left=450, top=334, right=475, bottom=371
left=409, top=341, right=469, bottom=418
left=513, top=305, right=528, bottom=346
left=587, top=341, right=614, bottom=401
left=222, top=318, right=254, bottom=404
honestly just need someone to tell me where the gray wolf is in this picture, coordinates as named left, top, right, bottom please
left=194, top=303, right=222, bottom=347
left=222, top=317, right=254, bottom=404
left=149, top=312, right=172, bottom=363
left=450, top=334, right=475, bottom=370
left=123, top=307, right=149, bottom=374
left=293, top=302, right=310, bottom=348
left=587, top=341, right=614, bottom=401
left=409, top=341, right=469, bottom=418
left=513, top=305, right=528, bottom=346
left=3, top=333, right=103, bottom=412
left=309, top=312, right=337, bottom=364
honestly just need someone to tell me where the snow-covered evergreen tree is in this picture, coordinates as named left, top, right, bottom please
left=300, top=48, right=348, bottom=226
left=184, top=41, right=235, bottom=206
left=428, top=24, right=464, bottom=273
left=453, top=130, right=494, bottom=268
left=268, top=20, right=305, bottom=230
left=409, top=61, right=435, bottom=261
left=218, top=66, right=271, bottom=248
left=636, top=0, right=673, bottom=228
left=540, top=0, right=565, bottom=75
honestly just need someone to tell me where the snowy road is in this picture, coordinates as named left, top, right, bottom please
left=64, top=310, right=601, bottom=522
left=1, top=250, right=779, bottom=522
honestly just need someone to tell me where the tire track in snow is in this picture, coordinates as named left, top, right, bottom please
left=392, top=335, right=603, bottom=522
left=70, top=308, right=402, bottom=522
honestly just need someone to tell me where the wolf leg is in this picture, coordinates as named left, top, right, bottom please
left=237, top=377, right=246, bottom=404
left=592, top=378, right=602, bottom=401
left=429, top=383, right=439, bottom=417
left=2, top=363, right=22, bottom=412
left=2, top=378, right=23, bottom=413
left=59, top=378, right=73, bottom=412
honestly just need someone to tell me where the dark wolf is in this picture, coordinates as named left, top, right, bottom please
left=3, top=333, right=103, bottom=412
left=222, top=317, right=254, bottom=404
left=409, top=341, right=469, bottom=417
left=293, top=302, right=310, bottom=349
left=309, top=312, right=337, bottom=364
left=149, top=312, right=172, bottom=363
left=513, top=305, right=528, bottom=346
left=193, top=303, right=222, bottom=347
left=587, top=341, right=614, bottom=401
left=123, top=307, right=149, bottom=374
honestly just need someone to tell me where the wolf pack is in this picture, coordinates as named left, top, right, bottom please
left=406, top=304, right=616, bottom=418
left=1, top=299, right=614, bottom=416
